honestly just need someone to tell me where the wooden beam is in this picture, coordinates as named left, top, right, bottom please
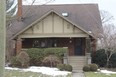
left=52, top=12, right=54, bottom=33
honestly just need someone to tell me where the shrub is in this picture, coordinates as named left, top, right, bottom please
left=89, top=63, right=98, bottom=71
left=17, top=51, right=30, bottom=68
left=91, top=49, right=107, bottom=67
left=57, top=64, right=64, bottom=71
left=26, top=48, right=67, bottom=66
left=10, top=57, right=21, bottom=67
left=83, top=65, right=90, bottom=72
left=92, top=49, right=116, bottom=68
left=57, top=64, right=72, bottom=72
left=64, top=64, right=72, bottom=72
left=110, top=53, right=116, bottom=67
left=83, top=64, right=98, bottom=72
left=42, top=55, right=61, bottom=67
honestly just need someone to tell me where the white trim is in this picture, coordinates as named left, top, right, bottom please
left=19, top=33, right=89, bottom=38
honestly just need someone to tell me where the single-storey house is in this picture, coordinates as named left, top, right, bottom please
left=7, top=1, right=102, bottom=70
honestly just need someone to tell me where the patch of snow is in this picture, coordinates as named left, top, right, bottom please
left=100, top=70, right=116, bottom=74
left=94, top=69, right=116, bottom=76
left=5, top=67, right=19, bottom=70
left=5, top=66, right=71, bottom=76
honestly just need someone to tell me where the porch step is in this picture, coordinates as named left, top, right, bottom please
left=68, top=56, right=86, bottom=70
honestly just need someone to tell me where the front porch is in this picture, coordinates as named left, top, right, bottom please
left=21, top=37, right=86, bottom=56
left=15, top=37, right=95, bottom=71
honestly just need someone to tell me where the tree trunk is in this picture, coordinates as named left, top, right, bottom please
left=106, top=59, right=109, bottom=67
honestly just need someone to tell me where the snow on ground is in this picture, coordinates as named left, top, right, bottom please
left=95, top=69, right=116, bottom=75
left=5, top=66, right=71, bottom=76
left=100, top=70, right=116, bottom=74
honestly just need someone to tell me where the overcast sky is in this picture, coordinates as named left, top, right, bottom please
left=23, top=0, right=116, bottom=24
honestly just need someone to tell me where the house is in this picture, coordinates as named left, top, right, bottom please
left=7, top=2, right=102, bottom=70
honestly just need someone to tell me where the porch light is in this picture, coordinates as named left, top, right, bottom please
left=69, top=40, right=72, bottom=43
left=69, top=37, right=72, bottom=43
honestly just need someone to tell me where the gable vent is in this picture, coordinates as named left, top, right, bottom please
left=62, top=13, right=69, bottom=17
left=88, top=31, right=92, bottom=34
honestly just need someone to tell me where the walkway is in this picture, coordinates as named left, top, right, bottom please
left=72, top=70, right=85, bottom=77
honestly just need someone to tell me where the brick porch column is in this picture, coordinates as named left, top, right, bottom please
left=16, top=38, right=22, bottom=54
left=93, top=39, right=97, bottom=53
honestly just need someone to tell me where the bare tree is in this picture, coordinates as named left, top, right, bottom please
left=98, top=11, right=116, bottom=67
left=99, top=24, right=116, bottom=67
left=100, top=10, right=114, bottom=24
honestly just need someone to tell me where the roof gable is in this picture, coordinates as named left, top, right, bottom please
left=12, top=10, right=95, bottom=39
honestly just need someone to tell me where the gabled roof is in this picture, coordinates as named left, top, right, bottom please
left=7, top=4, right=102, bottom=39
left=11, top=10, right=95, bottom=39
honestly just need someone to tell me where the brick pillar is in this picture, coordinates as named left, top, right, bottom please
left=16, top=38, right=22, bottom=54
left=92, top=39, right=97, bottom=53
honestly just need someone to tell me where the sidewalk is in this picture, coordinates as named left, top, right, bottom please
left=72, top=70, right=85, bottom=77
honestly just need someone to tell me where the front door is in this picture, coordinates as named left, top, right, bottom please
left=74, top=38, right=83, bottom=55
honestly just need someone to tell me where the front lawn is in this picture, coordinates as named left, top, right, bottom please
left=5, top=70, right=50, bottom=77
left=5, top=66, right=72, bottom=77
left=85, top=72, right=116, bottom=77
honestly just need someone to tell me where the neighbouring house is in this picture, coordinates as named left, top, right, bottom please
left=6, top=1, right=102, bottom=70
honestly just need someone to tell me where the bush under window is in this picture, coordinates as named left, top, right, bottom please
left=26, top=48, right=67, bottom=66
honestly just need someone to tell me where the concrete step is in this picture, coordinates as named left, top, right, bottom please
left=68, top=56, right=86, bottom=70
left=68, top=59, right=86, bottom=61
left=68, top=63, right=85, bottom=66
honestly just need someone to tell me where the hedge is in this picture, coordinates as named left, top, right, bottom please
left=26, top=48, right=67, bottom=66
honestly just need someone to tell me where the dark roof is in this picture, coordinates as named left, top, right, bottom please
left=7, top=4, right=102, bottom=39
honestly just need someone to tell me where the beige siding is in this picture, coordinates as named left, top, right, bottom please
left=43, top=15, right=53, bottom=33
left=33, top=21, right=43, bottom=33
left=24, top=28, right=33, bottom=34
left=64, top=21, right=73, bottom=33
left=74, top=27, right=84, bottom=33
left=54, top=15, right=63, bottom=33
left=19, top=13, right=89, bottom=38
